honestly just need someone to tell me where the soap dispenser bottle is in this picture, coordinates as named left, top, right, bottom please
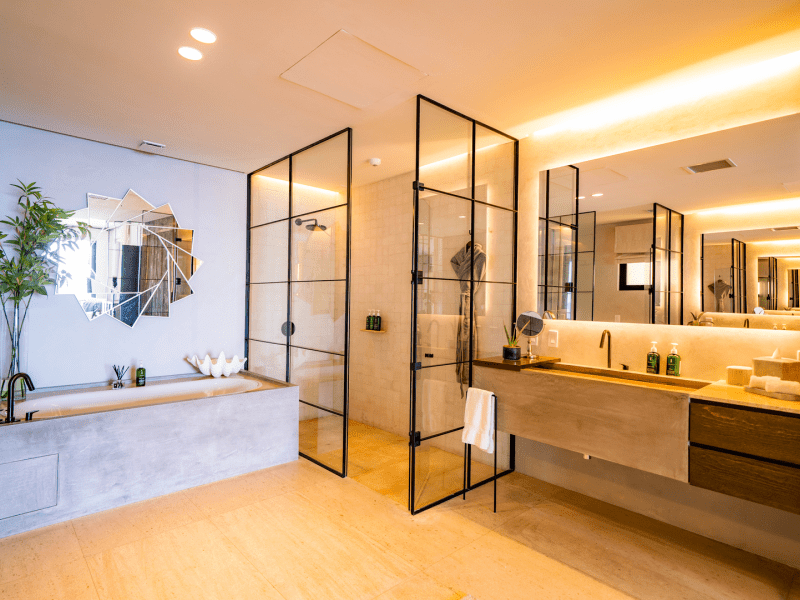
left=136, top=361, right=146, bottom=387
left=666, top=344, right=681, bottom=377
left=374, top=310, right=382, bottom=331
left=366, top=311, right=373, bottom=330
left=647, top=342, right=660, bottom=375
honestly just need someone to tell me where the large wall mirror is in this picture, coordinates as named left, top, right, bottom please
left=539, top=112, right=800, bottom=329
left=56, top=190, right=202, bottom=327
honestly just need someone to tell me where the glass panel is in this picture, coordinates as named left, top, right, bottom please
left=653, top=291, right=666, bottom=324
left=251, top=159, right=290, bottom=226
left=574, top=291, right=594, bottom=321
left=299, top=407, right=344, bottom=472
left=669, top=293, right=683, bottom=325
left=292, top=134, right=348, bottom=217
left=248, top=340, right=286, bottom=382
left=546, top=217, right=576, bottom=290
left=291, top=205, right=347, bottom=281
left=416, top=278, right=465, bottom=367
left=290, top=281, right=346, bottom=354
left=250, top=221, right=288, bottom=283
left=418, top=192, right=472, bottom=280
left=546, top=166, right=577, bottom=219
left=576, top=252, right=594, bottom=294
left=653, top=248, right=667, bottom=296
left=474, top=204, right=513, bottom=283
left=474, top=125, right=514, bottom=209
left=248, top=283, right=287, bottom=345
left=415, top=363, right=466, bottom=437
left=670, top=251, right=682, bottom=293
left=474, top=283, right=514, bottom=359
left=577, top=211, right=595, bottom=252
left=654, top=205, right=668, bottom=250
left=469, top=431, right=511, bottom=486
left=292, top=347, right=345, bottom=414
left=418, top=100, right=472, bottom=195
left=414, top=430, right=465, bottom=509
left=670, top=211, right=682, bottom=253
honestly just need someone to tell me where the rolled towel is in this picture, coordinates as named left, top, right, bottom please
left=749, top=375, right=780, bottom=390
left=765, top=379, right=800, bottom=395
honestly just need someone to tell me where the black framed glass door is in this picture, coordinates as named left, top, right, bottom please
left=758, top=256, right=776, bottom=310
left=651, top=203, right=684, bottom=324
left=246, top=129, right=351, bottom=477
left=731, top=238, right=747, bottom=313
left=409, top=96, right=518, bottom=514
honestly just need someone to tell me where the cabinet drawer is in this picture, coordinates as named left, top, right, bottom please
left=689, top=401, right=800, bottom=465
left=689, top=446, right=800, bottom=515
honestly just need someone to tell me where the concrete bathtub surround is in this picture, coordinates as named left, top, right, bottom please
left=0, top=373, right=298, bottom=538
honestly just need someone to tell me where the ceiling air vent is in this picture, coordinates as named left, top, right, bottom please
left=682, top=159, right=736, bottom=174
left=772, top=226, right=800, bottom=231
left=138, top=140, right=166, bottom=154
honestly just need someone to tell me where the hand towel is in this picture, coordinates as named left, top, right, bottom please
left=749, top=375, right=780, bottom=389
left=462, top=387, right=494, bottom=453
left=764, top=379, right=800, bottom=395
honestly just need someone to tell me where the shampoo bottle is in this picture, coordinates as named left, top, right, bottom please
left=366, top=311, right=372, bottom=330
left=647, top=342, right=660, bottom=375
left=666, top=344, right=681, bottom=377
left=136, top=361, right=146, bottom=387
left=374, top=310, right=382, bottom=331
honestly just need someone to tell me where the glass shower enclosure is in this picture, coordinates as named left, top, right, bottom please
left=410, top=96, right=518, bottom=514
left=246, top=129, right=351, bottom=477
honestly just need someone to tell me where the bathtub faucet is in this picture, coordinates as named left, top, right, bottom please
left=5, top=373, right=35, bottom=424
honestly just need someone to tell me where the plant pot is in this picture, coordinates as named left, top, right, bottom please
left=503, top=345, right=522, bottom=361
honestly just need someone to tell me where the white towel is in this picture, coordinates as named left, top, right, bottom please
left=749, top=375, right=780, bottom=390
left=765, top=379, right=800, bottom=395
left=462, top=387, right=494, bottom=453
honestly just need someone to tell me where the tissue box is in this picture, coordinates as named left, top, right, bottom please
left=752, top=357, right=800, bottom=383
left=726, top=366, right=753, bottom=386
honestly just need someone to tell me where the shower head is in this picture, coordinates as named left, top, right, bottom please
left=294, top=218, right=327, bottom=232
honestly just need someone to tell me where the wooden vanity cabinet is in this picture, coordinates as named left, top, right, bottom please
left=689, top=399, right=800, bottom=515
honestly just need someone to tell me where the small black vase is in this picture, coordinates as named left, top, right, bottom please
left=503, top=346, right=522, bottom=361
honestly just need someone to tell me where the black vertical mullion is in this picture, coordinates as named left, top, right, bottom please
left=573, top=166, right=579, bottom=321
left=544, top=170, right=550, bottom=315
left=666, top=205, right=672, bottom=323
left=409, top=94, right=421, bottom=514
left=342, top=128, right=352, bottom=478
left=701, top=233, right=705, bottom=313
left=651, top=203, right=657, bottom=324
left=245, top=173, right=251, bottom=365
left=466, top=120, right=476, bottom=490
left=286, top=155, right=293, bottom=383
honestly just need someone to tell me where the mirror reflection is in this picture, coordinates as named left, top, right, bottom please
left=56, top=190, right=202, bottom=327
left=539, top=112, right=800, bottom=330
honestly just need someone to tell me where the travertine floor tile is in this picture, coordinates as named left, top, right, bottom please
left=0, top=521, right=83, bottom=584
left=212, top=492, right=417, bottom=600
left=376, top=571, right=466, bottom=600
left=73, top=491, right=204, bottom=555
left=0, top=558, right=98, bottom=600
left=270, top=458, right=345, bottom=491
left=500, top=493, right=796, bottom=600
left=435, top=477, right=543, bottom=530
left=86, top=520, right=282, bottom=600
left=296, top=476, right=491, bottom=568
left=184, top=467, right=289, bottom=516
left=424, top=531, right=636, bottom=600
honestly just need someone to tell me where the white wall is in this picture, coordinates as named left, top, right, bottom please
left=0, top=122, right=246, bottom=388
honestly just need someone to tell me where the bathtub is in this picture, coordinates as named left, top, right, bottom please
left=0, top=372, right=299, bottom=538
left=10, top=376, right=264, bottom=419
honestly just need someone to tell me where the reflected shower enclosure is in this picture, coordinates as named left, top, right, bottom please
left=56, top=190, right=202, bottom=327
left=246, top=128, right=351, bottom=477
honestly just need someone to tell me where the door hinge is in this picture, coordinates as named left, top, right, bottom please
left=411, top=361, right=422, bottom=371
left=413, top=270, right=423, bottom=284
left=410, top=431, right=421, bottom=447
left=413, top=181, right=425, bottom=191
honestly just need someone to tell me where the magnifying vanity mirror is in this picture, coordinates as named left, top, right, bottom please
left=539, top=112, right=800, bottom=330
left=55, top=190, right=202, bottom=327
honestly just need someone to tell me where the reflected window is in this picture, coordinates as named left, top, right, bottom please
left=619, top=262, right=650, bottom=291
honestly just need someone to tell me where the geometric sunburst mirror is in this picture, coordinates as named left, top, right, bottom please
left=55, top=190, right=202, bottom=327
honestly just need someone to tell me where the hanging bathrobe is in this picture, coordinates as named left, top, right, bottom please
left=451, top=242, right=486, bottom=395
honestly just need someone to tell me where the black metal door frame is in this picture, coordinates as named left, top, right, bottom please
left=650, top=203, right=684, bottom=324
left=409, top=95, right=518, bottom=514
left=246, top=128, right=352, bottom=478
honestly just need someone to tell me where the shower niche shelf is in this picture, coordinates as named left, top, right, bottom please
left=360, top=328, right=387, bottom=333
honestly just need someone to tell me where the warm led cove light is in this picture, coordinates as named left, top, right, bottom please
left=592, top=193, right=603, bottom=197
left=179, top=47, right=202, bottom=60
left=190, top=28, right=217, bottom=43
left=577, top=196, right=585, bottom=200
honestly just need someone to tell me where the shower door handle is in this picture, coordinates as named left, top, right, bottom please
left=281, top=321, right=295, bottom=337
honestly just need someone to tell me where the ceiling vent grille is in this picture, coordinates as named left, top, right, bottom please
left=682, top=158, right=736, bottom=174
left=138, top=140, right=166, bottom=154
left=772, top=226, right=800, bottom=231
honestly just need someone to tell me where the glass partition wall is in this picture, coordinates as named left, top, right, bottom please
left=247, top=129, right=351, bottom=477
left=410, top=96, right=518, bottom=514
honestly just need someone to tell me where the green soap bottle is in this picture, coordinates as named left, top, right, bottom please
left=646, top=341, right=660, bottom=375
left=666, top=343, right=681, bottom=377
left=136, top=361, right=146, bottom=387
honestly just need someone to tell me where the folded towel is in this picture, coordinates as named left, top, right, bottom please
left=749, top=375, right=780, bottom=390
left=765, top=379, right=800, bottom=395
left=462, top=387, right=494, bottom=453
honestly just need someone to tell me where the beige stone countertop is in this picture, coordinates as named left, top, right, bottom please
left=691, top=381, right=800, bottom=415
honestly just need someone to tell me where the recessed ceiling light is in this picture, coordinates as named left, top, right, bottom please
left=592, top=193, right=603, bottom=197
left=179, top=47, right=202, bottom=61
left=191, top=28, right=217, bottom=44
left=459, top=216, right=466, bottom=219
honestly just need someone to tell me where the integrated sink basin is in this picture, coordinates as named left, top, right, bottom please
left=532, top=362, right=709, bottom=391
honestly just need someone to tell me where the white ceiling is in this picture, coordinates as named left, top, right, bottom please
left=2, top=0, right=799, bottom=182
left=565, top=113, right=800, bottom=222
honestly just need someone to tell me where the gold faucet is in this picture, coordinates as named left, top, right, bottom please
left=599, top=330, right=611, bottom=369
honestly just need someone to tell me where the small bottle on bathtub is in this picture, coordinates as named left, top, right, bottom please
left=136, top=361, right=146, bottom=387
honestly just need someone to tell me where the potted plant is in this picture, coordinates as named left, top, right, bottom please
left=503, top=322, right=522, bottom=360
left=0, top=181, right=88, bottom=397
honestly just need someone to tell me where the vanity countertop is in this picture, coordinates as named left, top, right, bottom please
left=692, top=381, right=800, bottom=415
